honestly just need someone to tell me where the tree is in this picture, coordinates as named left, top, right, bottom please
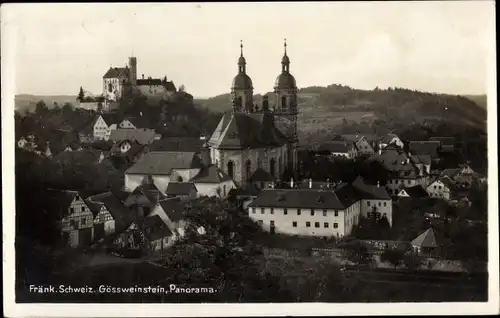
left=35, top=100, right=49, bottom=116
left=340, top=240, right=373, bottom=267
left=77, top=86, right=85, bottom=102
left=62, top=102, right=74, bottom=115
left=97, top=101, right=103, bottom=113
left=380, top=248, right=405, bottom=269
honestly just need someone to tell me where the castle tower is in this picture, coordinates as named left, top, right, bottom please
left=230, top=41, right=254, bottom=113
left=273, top=39, right=298, bottom=174
left=128, top=57, right=137, bottom=85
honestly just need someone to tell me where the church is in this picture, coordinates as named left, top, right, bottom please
left=206, top=40, right=299, bottom=187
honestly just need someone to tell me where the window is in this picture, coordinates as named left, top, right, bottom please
left=270, top=221, right=275, bottom=226
left=315, top=222, right=320, bottom=228
left=258, top=220, right=263, bottom=226
left=324, top=222, right=329, bottom=228
left=333, top=223, right=338, bottom=228
left=323, top=209, right=327, bottom=216
left=383, top=202, right=387, bottom=207
left=311, top=209, right=315, bottom=216
left=270, top=208, right=274, bottom=214
left=367, top=201, right=371, bottom=206
left=227, top=161, right=234, bottom=178
left=438, top=186, right=442, bottom=190
left=270, top=158, right=276, bottom=177
left=261, top=208, right=265, bottom=214
left=378, top=202, right=381, bottom=207
left=306, top=222, right=311, bottom=228
left=81, top=218, right=86, bottom=226
left=284, top=208, right=288, bottom=215
left=252, top=208, right=256, bottom=214
left=433, top=185, right=437, bottom=189
left=334, top=210, right=338, bottom=217
left=297, top=209, right=301, bottom=215
left=70, top=207, right=74, bottom=214
left=81, top=206, right=85, bottom=212
left=292, top=221, right=297, bottom=227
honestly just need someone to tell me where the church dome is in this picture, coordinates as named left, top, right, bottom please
left=232, top=73, right=253, bottom=90
left=274, top=72, right=296, bottom=89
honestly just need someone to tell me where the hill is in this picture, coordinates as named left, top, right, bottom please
left=464, top=94, right=487, bottom=109
left=15, top=95, right=77, bottom=113
left=195, top=85, right=487, bottom=142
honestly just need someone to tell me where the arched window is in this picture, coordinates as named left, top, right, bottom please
left=281, top=96, right=287, bottom=109
left=108, top=83, right=113, bottom=93
left=270, top=158, right=276, bottom=178
left=246, top=160, right=252, bottom=180
left=227, top=161, right=234, bottom=179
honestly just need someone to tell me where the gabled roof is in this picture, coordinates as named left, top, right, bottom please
left=149, top=137, right=205, bottom=152
left=440, top=168, right=460, bottom=179
left=109, top=129, right=156, bottom=145
left=165, top=182, right=197, bottom=196
left=400, top=185, right=429, bottom=198
left=410, top=154, right=431, bottom=166
left=339, top=134, right=364, bottom=143
left=158, top=197, right=185, bottom=222
left=129, top=183, right=166, bottom=204
left=249, top=168, right=276, bottom=182
left=137, top=215, right=173, bottom=241
left=84, top=198, right=104, bottom=217
left=409, top=141, right=441, bottom=157
left=103, top=67, right=129, bottom=79
left=206, top=112, right=288, bottom=150
left=352, top=176, right=391, bottom=200
left=190, top=164, right=232, bottom=183
left=100, top=114, right=121, bottom=126
left=437, top=176, right=456, bottom=190
left=369, top=147, right=422, bottom=178
left=248, top=188, right=346, bottom=210
left=317, top=141, right=355, bottom=153
left=411, top=228, right=438, bottom=248
left=121, top=117, right=149, bottom=129
left=44, top=189, right=81, bottom=217
left=380, top=133, right=400, bottom=145
left=100, top=195, right=131, bottom=229
left=125, top=151, right=204, bottom=175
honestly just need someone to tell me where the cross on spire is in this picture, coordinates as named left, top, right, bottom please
left=240, top=40, right=243, bottom=56
left=284, top=38, right=287, bottom=55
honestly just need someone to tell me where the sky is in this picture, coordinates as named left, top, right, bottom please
left=4, top=1, right=495, bottom=98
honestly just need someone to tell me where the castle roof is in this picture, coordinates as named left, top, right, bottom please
left=103, top=67, right=129, bottom=79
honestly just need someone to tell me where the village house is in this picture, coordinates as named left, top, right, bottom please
left=409, top=141, right=441, bottom=159
left=317, top=141, right=358, bottom=159
left=338, top=134, right=375, bottom=155
left=429, top=137, right=456, bottom=153
left=426, top=176, right=458, bottom=201
left=410, top=228, right=440, bottom=256
left=123, top=182, right=166, bottom=218
left=44, top=190, right=94, bottom=248
left=92, top=114, right=121, bottom=141
left=378, top=133, right=404, bottom=150
left=150, top=197, right=188, bottom=237
left=189, top=164, right=236, bottom=198
left=397, top=185, right=429, bottom=199
left=248, top=168, right=277, bottom=190
left=369, top=144, right=430, bottom=196
left=109, top=140, right=149, bottom=164
left=247, top=176, right=392, bottom=239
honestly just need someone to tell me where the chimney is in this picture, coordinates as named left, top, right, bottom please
left=290, top=177, right=294, bottom=188
left=377, top=181, right=380, bottom=188
left=140, top=112, right=143, bottom=117
left=142, top=74, right=144, bottom=79
left=270, top=181, right=275, bottom=189
left=326, top=178, right=330, bottom=188
left=378, top=143, right=382, bottom=155
left=309, top=178, right=313, bottom=189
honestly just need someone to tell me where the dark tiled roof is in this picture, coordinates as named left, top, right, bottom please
left=44, top=190, right=80, bottom=218
left=149, top=138, right=205, bottom=152
left=136, top=79, right=176, bottom=92
left=369, top=147, right=422, bottom=179
left=137, top=215, right=173, bottom=241
left=429, top=137, right=455, bottom=146
left=103, top=67, right=129, bottom=79
left=440, top=168, right=460, bottom=179
left=334, top=184, right=362, bottom=207
left=317, top=141, right=354, bottom=153
left=128, top=183, right=166, bottom=204
left=339, top=134, right=364, bottom=143
left=163, top=81, right=176, bottom=92
left=109, top=129, right=156, bottom=145
left=411, top=228, right=438, bottom=248
left=84, top=199, right=104, bottom=217
left=158, top=197, right=185, bottom=222
left=409, top=141, right=441, bottom=157
left=249, top=168, right=275, bottom=182
left=410, top=154, right=431, bottom=166
left=101, top=195, right=131, bottom=230
left=100, top=114, right=122, bottom=126
left=190, top=164, right=232, bottom=183
left=121, top=117, right=150, bottom=129
left=166, top=182, right=197, bottom=196
left=352, top=176, right=391, bottom=200
left=248, top=189, right=346, bottom=210
left=125, top=151, right=204, bottom=175
left=380, top=133, right=399, bottom=145
left=438, top=176, right=457, bottom=190
left=400, top=185, right=429, bottom=198
left=206, top=112, right=288, bottom=150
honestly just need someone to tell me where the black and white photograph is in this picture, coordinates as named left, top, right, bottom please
left=2, top=1, right=498, bottom=316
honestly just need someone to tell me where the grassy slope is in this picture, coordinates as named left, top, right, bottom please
left=15, top=95, right=77, bottom=113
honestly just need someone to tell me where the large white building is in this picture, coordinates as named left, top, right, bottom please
left=206, top=40, right=299, bottom=187
left=247, top=177, right=392, bottom=239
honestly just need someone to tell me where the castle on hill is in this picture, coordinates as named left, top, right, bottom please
left=102, top=57, right=177, bottom=109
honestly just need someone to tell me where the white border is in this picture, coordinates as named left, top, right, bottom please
left=2, top=2, right=499, bottom=317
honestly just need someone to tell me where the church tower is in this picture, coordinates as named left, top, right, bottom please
left=273, top=39, right=299, bottom=175
left=231, top=41, right=254, bottom=113
left=128, top=57, right=137, bottom=85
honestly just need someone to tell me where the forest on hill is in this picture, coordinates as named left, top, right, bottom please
left=195, top=85, right=487, bottom=138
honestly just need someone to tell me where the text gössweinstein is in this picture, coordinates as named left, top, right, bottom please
left=29, top=284, right=218, bottom=294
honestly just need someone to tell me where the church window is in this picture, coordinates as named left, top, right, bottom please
left=246, top=160, right=252, bottom=180
left=270, top=158, right=276, bottom=178
left=281, top=96, right=287, bottom=109
left=227, top=161, right=234, bottom=179
left=108, top=83, right=113, bottom=93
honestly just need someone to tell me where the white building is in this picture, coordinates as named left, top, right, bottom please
left=339, top=134, right=376, bottom=155
left=379, top=133, right=404, bottom=150
left=93, top=114, right=120, bottom=140
left=247, top=177, right=392, bottom=239
left=317, top=141, right=358, bottom=159
left=426, top=176, right=455, bottom=201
